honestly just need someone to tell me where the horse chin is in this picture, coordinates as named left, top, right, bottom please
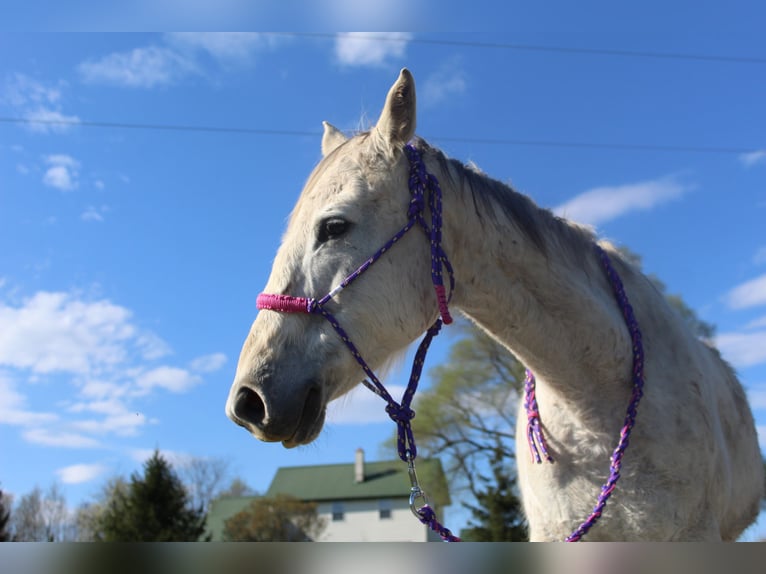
left=281, top=387, right=326, bottom=449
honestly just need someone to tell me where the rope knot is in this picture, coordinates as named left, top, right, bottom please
left=385, top=403, right=415, bottom=425
left=408, top=194, right=425, bottom=219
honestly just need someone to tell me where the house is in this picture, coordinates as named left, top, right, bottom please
left=206, top=449, right=451, bottom=542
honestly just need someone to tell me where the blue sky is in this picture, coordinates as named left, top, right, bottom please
left=1, top=24, right=766, bottom=539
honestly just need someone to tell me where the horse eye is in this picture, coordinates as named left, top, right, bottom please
left=318, top=218, right=350, bottom=243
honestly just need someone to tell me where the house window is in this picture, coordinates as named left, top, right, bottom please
left=378, top=499, right=392, bottom=520
left=332, top=502, right=344, bottom=521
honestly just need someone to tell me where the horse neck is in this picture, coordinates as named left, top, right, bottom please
left=431, top=153, right=635, bottom=404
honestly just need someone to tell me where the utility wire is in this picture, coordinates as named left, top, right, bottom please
left=0, top=116, right=759, bottom=155
left=270, top=32, right=766, bottom=65
left=0, top=117, right=317, bottom=138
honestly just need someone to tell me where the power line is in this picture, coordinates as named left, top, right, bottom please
left=430, top=135, right=756, bottom=155
left=0, top=117, right=317, bottom=138
left=271, top=32, right=766, bottom=65
left=2, top=116, right=758, bottom=156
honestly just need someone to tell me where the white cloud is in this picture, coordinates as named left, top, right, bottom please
left=334, top=32, right=411, bottom=67
left=724, top=273, right=766, bottom=310
left=24, top=107, right=81, bottom=134
left=22, top=428, right=100, bottom=448
left=42, top=154, right=80, bottom=191
left=44, top=166, right=76, bottom=191
left=746, top=315, right=766, bottom=330
left=71, top=411, right=149, bottom=437
left=715, top=330, right=766, bottom=368
left=0, top=373, right=58, bottom=426
left=0, top=289, right=224, bottom=447
left=0, top=291, right=134, bottom=374
left=326, top=384, right=406, bottom=424
left=554, top=176, right=692, bottom=226
left=753, top=246, right=766, bottom=266
left=56, top=463, right=108, bottom=484
left=136, top=332, right=172, bottom=360
left=78, top=46, right=197, bottom=88
left=2, top=74, right=79, bottom=135
left=77, top=34, right=280, bottom=90
left=165, top=32, right=278, bottom=63
left=81, top=205, right=108, bottom=222
left=739, top=150, right=766, bottom=168
left=190, top=352, right=227, bottom=373
left=68, top=388, right=152, bottom=436
left=421, top=58, right=467, bottom=107
left=135, top=366, right=201, bottom=394
left=2, top=73, right=60, bottom=107
left=79, top=379, right=126, bottom=399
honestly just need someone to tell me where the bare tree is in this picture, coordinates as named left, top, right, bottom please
left=11, top=484, right=74, bottom=542
left=41, top=483, right=73, bottom=542
left=215, top=477, right=257, bottom=499
left=177, top=456, right=231, bottom=513
left=11, top=487, right=46, bottom=541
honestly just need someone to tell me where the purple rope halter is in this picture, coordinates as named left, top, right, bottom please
left=258, top=142, right=645, bottom=542
left=524, top=244, right=645, bottom=542
left=257, top=143, right=459, bottom=541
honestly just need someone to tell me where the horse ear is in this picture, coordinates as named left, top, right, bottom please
left=321, top=121, right=348, bottom=157
left=374, top=68, right=416, bottom=150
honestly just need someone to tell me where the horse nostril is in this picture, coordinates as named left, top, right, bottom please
left=234, top=386, right=266, bottom=427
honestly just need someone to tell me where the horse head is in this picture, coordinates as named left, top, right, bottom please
left=226, top=69, right=442, bottom=447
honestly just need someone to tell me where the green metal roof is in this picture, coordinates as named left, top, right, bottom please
left=265, top=458, right=450, bottom=505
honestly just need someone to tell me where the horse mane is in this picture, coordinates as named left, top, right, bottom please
left=414, top=137, right=599, bottom=263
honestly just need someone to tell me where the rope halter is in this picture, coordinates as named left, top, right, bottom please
left=256, top=143, right=459, bottom=541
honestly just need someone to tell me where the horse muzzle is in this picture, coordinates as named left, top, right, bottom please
left=226, top=377, right=326, bottom=448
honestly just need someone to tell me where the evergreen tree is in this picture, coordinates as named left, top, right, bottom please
left=74, top=476, right=129, bottom=541
left=95, top=450, right=208, bottom=541
left=459, top=441, right=527, bottom=541
left=0, top=486, right=12, bottom=542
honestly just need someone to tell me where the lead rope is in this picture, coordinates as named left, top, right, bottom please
left=524, top=244, right=645, bottom=541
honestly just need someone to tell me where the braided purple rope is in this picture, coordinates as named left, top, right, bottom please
left=523, top=244, right=645, bottom=542
left=524, top=369, right=553, bottom=463
left=563, top=244, right=645, bottom=542
left=417, top=505, right=461, bottom=542
left=404, top=144, right=453, bottom=324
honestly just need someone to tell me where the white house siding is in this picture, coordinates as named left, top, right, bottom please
left=316, top=498, right=435, bottom=542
